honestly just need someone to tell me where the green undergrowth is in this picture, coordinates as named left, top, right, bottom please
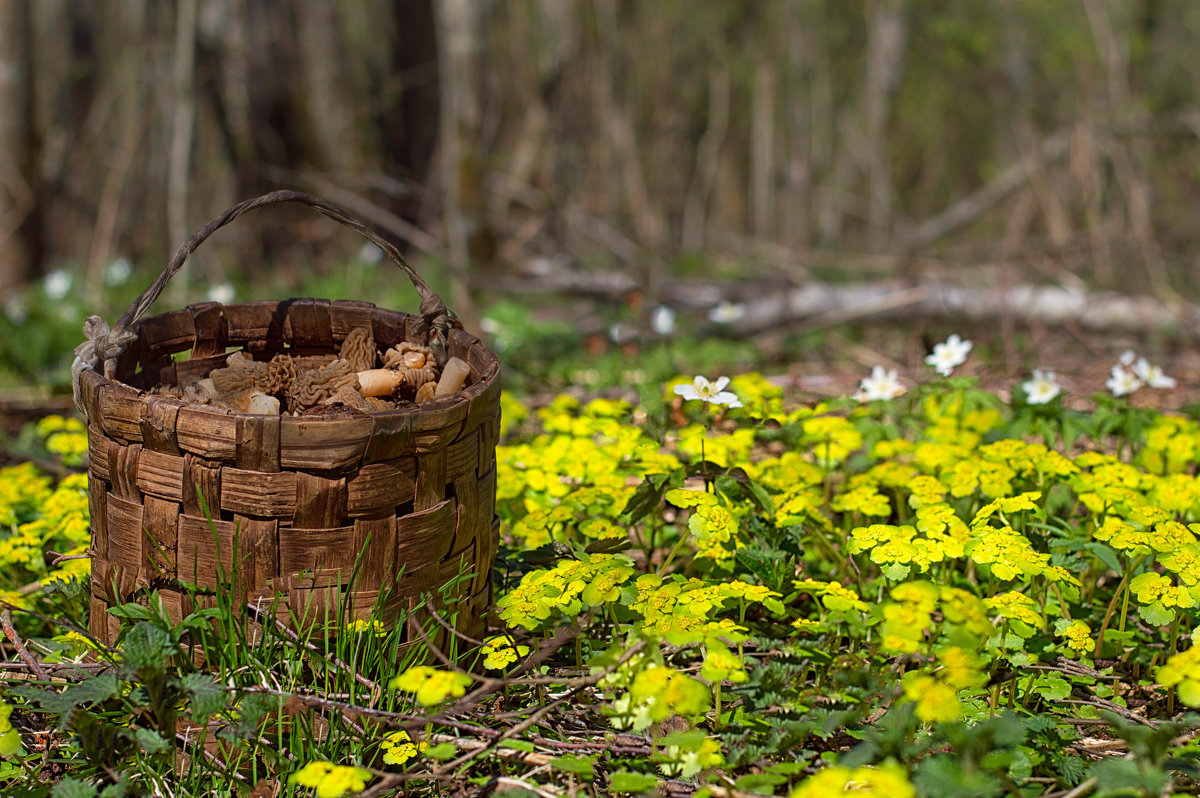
left=6, top=366, right=1200, bottom=795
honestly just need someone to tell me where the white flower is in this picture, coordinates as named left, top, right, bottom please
left=103, top=257, right=132, bottom=286
left=359, top=242, right=384, bottom=265
left=206, top=282, right=235, bottom=304
left=708, top=301, right=745, bottom=325
left=854, top=366, right=905, bottom=402
left=673, top=376, right=743, bottom=408
left=1119, top=350, right=1137, bottom=366
left=1132, top=357, right=1176, bottom=389
left=43, top=269, right=72, bottom=301
left=1021, top=369, right=1062, bottom=405
left=650, top=305, right=676, bottom=336
left=1106, top=364, right=1143, bottom=397
left=925, top=333, right=973, bottom=377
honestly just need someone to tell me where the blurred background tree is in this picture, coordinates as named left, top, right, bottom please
left=3, top=0, right=1200, bottom=363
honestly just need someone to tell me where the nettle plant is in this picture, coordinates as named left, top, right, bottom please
left=8, top=338, right=1200, bottom=796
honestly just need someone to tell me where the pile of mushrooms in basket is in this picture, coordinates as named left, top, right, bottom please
left=155, top=326, right=472, bottom=416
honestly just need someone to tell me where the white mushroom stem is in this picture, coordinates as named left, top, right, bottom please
left=246, top=392, right=280, bottom=415
left=357, top=368, right=404, bottom=397
left=434, top=357, right=470, bottom=397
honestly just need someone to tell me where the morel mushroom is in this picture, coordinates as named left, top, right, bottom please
left=210, top=352, right=270, bottom=396
left=286, top=358, right=360, bottom=413
left=264, top=354, right=299, bottom=396
left=339, top=327, right=377, bottom=373
left=321, top=384, right=376, bottom=414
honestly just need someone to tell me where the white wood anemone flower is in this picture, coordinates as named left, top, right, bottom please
left=674, top=376, right=743, bottom=408
left=1133, top=357, right=1176, bottom=389
left=1106, top=364, right=1143, bottom=397
left=854, top=366, right=905, bottom=402
left=925, top=333, right=973, bottom=377
left=1021, top=369, right=1062, bottom=405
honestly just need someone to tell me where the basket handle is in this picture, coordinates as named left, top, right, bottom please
left=73, top=190, right=454, bottom=408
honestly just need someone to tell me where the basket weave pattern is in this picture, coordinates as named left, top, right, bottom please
left=73, top=192, right=505, bottom=655
left=80, top=299, right=499, bottom=649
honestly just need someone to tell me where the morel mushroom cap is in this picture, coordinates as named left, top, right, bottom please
left=339, top=326, right=377, bottom=373
left=264, top=353, right=299, bottom=396
left=286, top=358, right=360, bottom=412
left=321, top=384, right=376, bottom=414
left=210, top=353, right=271, bottom=396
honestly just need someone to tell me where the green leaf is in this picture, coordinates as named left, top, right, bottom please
left=621, top=474, right=670, bottom=524
left=130, top=727, right=171, bottom=755
left=1138, top=601, right=1176, bottom=627
left=120, top=622, right=177, bottom=673
left=1084, top=542, right=1123, bottom=575
left=424, top=742, right=458, bottom=760
left=549, top=755, right=595, bottom=776
left=65, top=674, right=123, bottom=708
left=51, top=778, right=97, bottom=798
left=608, top=771, right=659, bottom=793
left=180, top=673, right=227, bottom=721
left=584, top=537, right=632, bottom=555
left=1033, top=674, right=1071, bottom=702
left=881, top=562, right=911, bottom=581
left=105, top=603, right=156, bottom=621
left=499, top=739, right=536, bottom=752
left=658, top=728, right=706, bottom=748
left=734, top=772, right=788, bottom=792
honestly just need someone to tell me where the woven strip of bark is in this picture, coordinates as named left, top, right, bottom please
left=83, top=298, right=500, bottom=651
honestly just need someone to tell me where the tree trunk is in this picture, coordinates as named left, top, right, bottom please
left=0, top=0, right=37, bottom=290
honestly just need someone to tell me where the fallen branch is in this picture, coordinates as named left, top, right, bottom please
left=1, top=608, right=47, bottom=680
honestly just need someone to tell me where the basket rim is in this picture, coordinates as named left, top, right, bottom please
left=84, top=298, right=501, bottom=424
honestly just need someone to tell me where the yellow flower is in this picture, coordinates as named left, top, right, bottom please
left=790, top=761, right=915, bottom=798
left=479, top=635, right=531, bottom=671
left=832, top=485, right=891, bottom=517
left=389, top=666, right=472, bottom=706
left=1057, top=619, right=1096, bottom=657
left=701, top=645, right=747, bottom=684
left=903, top=673, right=961, bottom=723
left=1158, top=646, right=1200, bottom=706
left=380, top=730, right=426, bottom=766
left=346, top=619, right=387, bottom=638
left=801, top=415, right=863, bottom=465
left=984, top=592, right=1043, bottom=628
left=290, top=761, right=372, bottom=798
left=936, top=646, right=986, bottom=690
left=794, top=579, right=870, bottom=614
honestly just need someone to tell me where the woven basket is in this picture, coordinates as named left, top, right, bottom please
left=72, top=191, right=500, bottom=656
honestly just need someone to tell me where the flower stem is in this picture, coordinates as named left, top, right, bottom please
left=1095, top=555, right=1145, bottom=655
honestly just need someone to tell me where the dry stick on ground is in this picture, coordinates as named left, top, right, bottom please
left=1, top=608, right=47, bottom=681
left=431, top=640, right=648, bottom=776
